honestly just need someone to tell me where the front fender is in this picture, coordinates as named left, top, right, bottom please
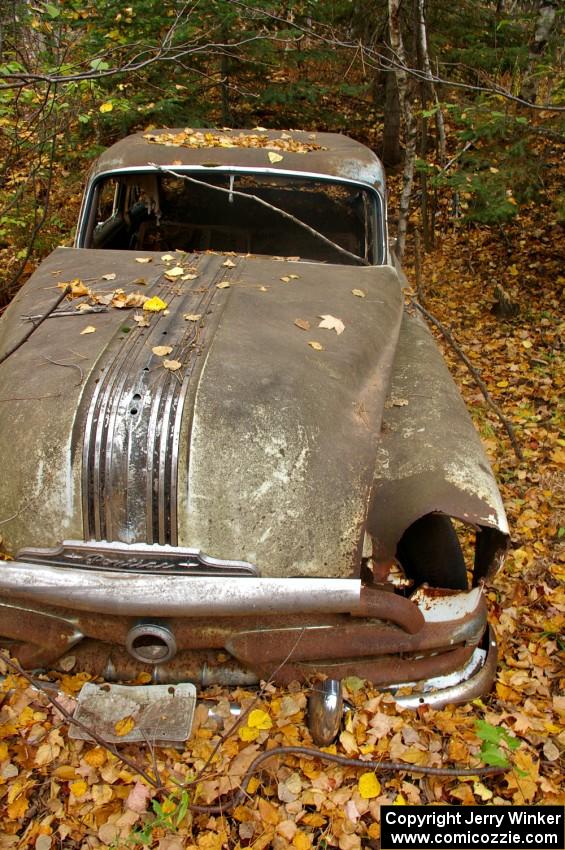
left=368, top=308, right=509, bottom=578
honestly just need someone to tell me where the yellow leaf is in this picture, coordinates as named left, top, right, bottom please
left=522, top=339, right=532, bottom=349
left=143, top=296, right=168, bottom=312
left=152, top=345, right=173, bottom=356
left=352, top=289, right=366, bottom=298
left=216, top=281, right=231, bottom=289
left=368, top=823, right=381, bottom=839
left=134, top=672, right=152, bottom=684
left=7, top=795, right=28, bottom=820
left=135, top=257, right=152, bottom=264
left=80, top=325, right=96, bottom=335
left=84, top=747, right=106, bottom=768
left=114, top=715, right=136, bottom=737
left=358, top=772, right=381, bottom=799
left=308, top=341, right=324, bottom=351
left=292, top=831, right=311, bottom=850
left=247, top=709, right=272, bottom=730
left=394, top=794, right=407, bottom=805
left=70, top=779, right=88, bottom=797
left=258, top=797, right=280, bottom=825
left=58, top=278, right=90, bottom=297
left=496, top=379, right=508, bottom=388
left=161, top=798, right=177, bottom=815
left=0, top=742, right=8, bottom=761
left=247, top=777, right=261, bottom=794
left=53, top=765, right=78, bottom=780
left=268, top=152, right=284, bottom=164
left=99, top=101, right=113, bottom=113
left=238, top=726, right=260, bottom=742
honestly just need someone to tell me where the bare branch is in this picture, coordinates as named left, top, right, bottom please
left=149, top=164, right=370, bottom=267
left=226, top=0, right=565, bottom=112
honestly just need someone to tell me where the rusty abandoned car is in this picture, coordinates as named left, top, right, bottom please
left=0, top=129, right=508, bottom=741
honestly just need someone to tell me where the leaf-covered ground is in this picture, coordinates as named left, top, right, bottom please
left=1, top=136, right=564, bottom=848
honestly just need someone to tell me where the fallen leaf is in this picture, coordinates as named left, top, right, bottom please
left=247, top=709, right=272, bottom=730
left=294, top=319, right=310, bottom=331
left=152, top=345, right=173, bottom=356
left=143, top=296, right=168, bottom=312
left=222, top=259, right=236, bottom=267
left=543, top=740, right=559, bottom=761
left=184, top=313, right=202, bottom=321
left=58, top=279, right=90, bottom=297
left=163, top=359, right=182, bottom=372
left=99, top=101, right=113, bottom=113
left=114, top=716, right=136, bottom=737
left=385, top=397, right=409, bottom=408
left=181, top=273, right=199, bottom=280
left=259, top=286, right=268, bottom=292
left=135, top=257, right=152, bottom=263
left=352, top=289, right=366, bottom=298
left=101, top=273, right=116, bottom=281
left=216, top=281, right=231, bottom=289
left=164, top=266, right=185, bottom=279
left=318, top=314, right=345, bottom=335
left=69, top=778, right=89, bottom=797
left=268, top=152, right=284, bottom=163
left=126, top=781, right=152, bottom=813
left=123, top=292, right=148, bottom=308
left=358, top=772, right=381, bottom=800
left=161, top=254, right=175, bottom=262
left=308, top=341, right=324, bottom=351
left=239, top=726, right=260, bottom=742
left=80, top=325, right=96, bottom=335
left=133, top=313, right=150, bottom=327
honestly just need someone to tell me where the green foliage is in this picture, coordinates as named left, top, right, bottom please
left=475, top=719, right=521, bottom=768
left=127, top=790, right=192, bottom=846
left=432, top=102, right=544, bottom=224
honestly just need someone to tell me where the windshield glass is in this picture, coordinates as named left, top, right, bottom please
left=85, top=171, right=381, bottom=265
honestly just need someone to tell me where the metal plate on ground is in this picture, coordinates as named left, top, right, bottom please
left=70, top=682, right=197, bottom=744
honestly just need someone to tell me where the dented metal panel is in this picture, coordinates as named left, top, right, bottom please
left=368, top=308, right=509, bottom=574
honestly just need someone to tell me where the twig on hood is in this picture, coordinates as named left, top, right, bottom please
left=0, top=285, right=72, bottom=367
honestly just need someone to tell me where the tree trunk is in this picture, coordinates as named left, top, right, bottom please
left=520, top=0, right=557, bottom=104
left=416, top=0, right=445, bottom=163
left=382, top=69, right=402, bottom=166
left=388, top=0, right=417, bottom=261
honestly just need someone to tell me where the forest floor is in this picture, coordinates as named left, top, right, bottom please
left=0, top=132, right=563, bottom=848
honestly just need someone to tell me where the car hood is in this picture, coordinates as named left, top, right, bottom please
left=0, top=247, right=404, bottom=577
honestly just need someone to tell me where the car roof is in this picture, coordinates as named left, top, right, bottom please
left=89, top=128, right=385, bottom=190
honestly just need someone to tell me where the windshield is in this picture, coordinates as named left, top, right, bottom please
left=83, top=171, right=382, bottom=265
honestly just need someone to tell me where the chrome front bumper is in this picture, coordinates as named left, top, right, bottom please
left=0, top=555, right=496, bottom=705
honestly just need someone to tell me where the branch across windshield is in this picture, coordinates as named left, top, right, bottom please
left=86, top=171, right=382, bottom=265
